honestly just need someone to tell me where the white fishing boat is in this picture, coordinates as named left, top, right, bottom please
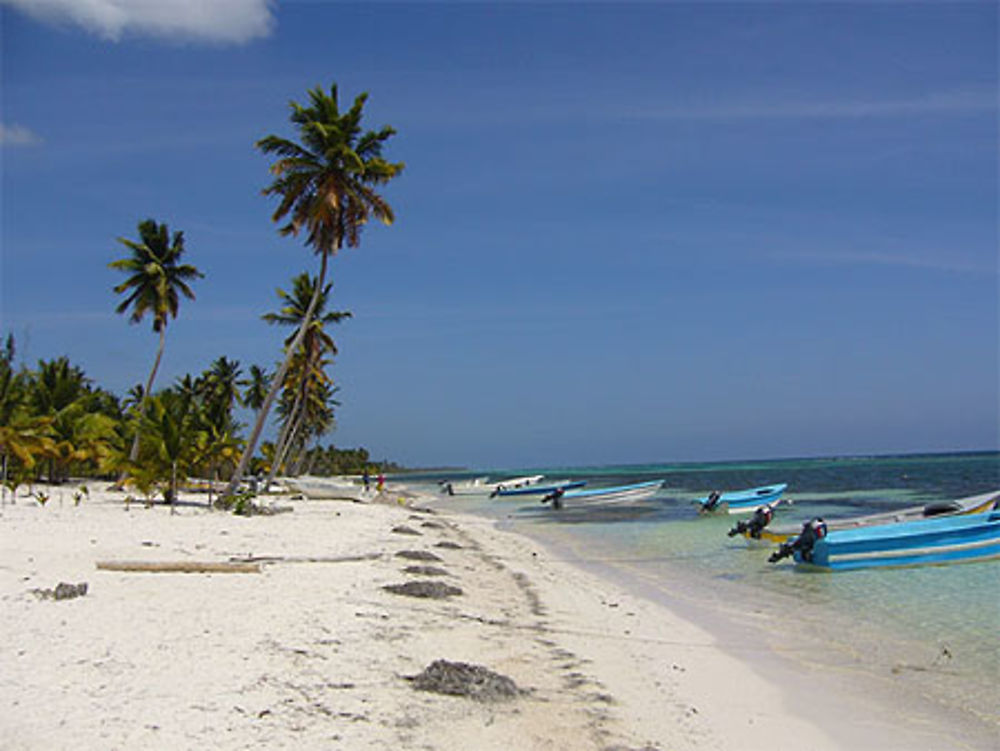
left=441, top=475, right=544, bottom=496
left=542, top=480, right=664, bottom=509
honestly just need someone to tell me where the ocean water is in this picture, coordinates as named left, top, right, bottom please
left=401, top=452, right=1000, bottom=732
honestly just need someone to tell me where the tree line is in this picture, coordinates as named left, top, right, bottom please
left=0, top=82, right=404, bottom=504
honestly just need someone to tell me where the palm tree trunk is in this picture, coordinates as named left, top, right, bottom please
left=224, top=251, right=330, bottom=499
left=265, top=374, right=308, bottom=488
left=280, top=402, right=309, bottom=477
left=265, top=393, right=299, bottom=487
left=129, top=328, right=166, bottom=463
left=170, top=459, right=177, bottom=515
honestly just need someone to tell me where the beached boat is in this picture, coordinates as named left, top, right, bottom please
left=737, top=489, right=1000, bottom=544
left=695, top=484, right=787, bottom=515
left=768, top=509, right=1000, bottom=571
left=543, top=480, right=663, bottom=509
left=284, top=475, right=372, bottom=501
left=493, top=480, right=587, bottom=498
left=441, top=475, right=544, bottom=496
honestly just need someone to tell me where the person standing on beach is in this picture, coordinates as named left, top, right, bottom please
left=377, top=472, right=385, bottom=492
left=363, top=468, right=371, bottom=491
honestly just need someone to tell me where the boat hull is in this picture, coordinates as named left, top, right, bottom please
left=793, top=510, right=1000, bottom=571
left=698, top=484, right=787, bottom=514
left=752, top=490, right=1000, bottom=544
left=556, top=480, right=663, bottom=507
left=496, top=480, right=586, bottom=497
left=442, top=475, right=544, bottom=496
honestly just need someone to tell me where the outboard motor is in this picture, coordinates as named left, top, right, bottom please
left=728, top=505, right=774, bottom=538
left=542, top=488, right=566, bottom=510
left=769, top=517, right=827, bottom=563
left=703, top=491, right=722, bottom=512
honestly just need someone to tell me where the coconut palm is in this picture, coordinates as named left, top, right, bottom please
left=110, top=219, right=203, bottom=462
left=225, top=82, right=403, bottom=497
left=199, top=356, right=244, bottom=432
left=132, top=391, right=203, bottom=512
left=269, top=345, right=334, bottom=483
left=0, top=357, right=54, bottom=501
left=262, top=273, right=350, bottom=484
left=243, top=365, right=270, bottom=416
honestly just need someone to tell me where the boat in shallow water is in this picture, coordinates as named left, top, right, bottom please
left=768, top=508, right=1000, bottom=571
left=441, top=475, right=544, bottom=496
left=695, top=483, right=787, bottom=515
left=542, top=480, right=664, bottom=509
left=738, top=489, right=1000, bottom=545
left=494, top=480, right=586, bottom=497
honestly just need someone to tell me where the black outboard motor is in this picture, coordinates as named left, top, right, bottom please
left=728, top=505, right=774, bottom=538
left=542, top=488, right=566, bottom=510
left=703, top=491, right=722, bottom=512
left=769, top=517, right=827, bottom=563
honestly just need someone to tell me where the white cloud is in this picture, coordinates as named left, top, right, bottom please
left=2, top=0, right=275, bottom=44
left=0, top=123, right=42, bottom=146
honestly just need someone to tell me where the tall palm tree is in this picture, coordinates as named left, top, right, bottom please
left=110, top=219, right=203, bottom=462
left=225, top=82, right=403, bottom=497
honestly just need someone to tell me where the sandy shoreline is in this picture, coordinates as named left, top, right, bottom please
left=1, top=483, right=994, bottom=750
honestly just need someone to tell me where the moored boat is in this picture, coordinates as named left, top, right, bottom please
left=543, top=480, right=664, bottom=509
left=441, top=474, right=545, bottom=496
left=696, top=483, right=787, bottom=515
left=768, top=509, right=1000, bottom=571
left=493, top=480, right=587, bottom=498
left=740, top=489, right=1000, bottom=545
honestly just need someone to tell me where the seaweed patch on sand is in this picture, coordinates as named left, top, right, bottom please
left=408, top=659, right=525, bottom=701
left=383, top=581, right=462, bottom=599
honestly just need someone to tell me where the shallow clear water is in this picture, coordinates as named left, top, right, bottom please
left=402, top=451, right=1000, bottom=729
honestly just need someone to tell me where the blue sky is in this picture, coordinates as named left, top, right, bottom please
left=1, top=1, right=997, bottom=469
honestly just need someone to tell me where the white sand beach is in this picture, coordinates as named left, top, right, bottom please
left=1, top=482, right=994, bottom=750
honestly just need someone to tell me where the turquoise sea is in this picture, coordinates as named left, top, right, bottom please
left=401, top=451, right=1000, bottom=735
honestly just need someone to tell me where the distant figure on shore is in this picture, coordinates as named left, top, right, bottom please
left=377, top=473, right=385, bottom=492
left=363, top=468, right=371, bottom=491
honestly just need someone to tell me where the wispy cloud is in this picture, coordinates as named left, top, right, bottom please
left=626, top=87, right=997, bottom=122
left=1, top=0, right=275, bottom=44
left=0, top=123, right=42, bottom=146
left=770, top=248, right=996, bottom=275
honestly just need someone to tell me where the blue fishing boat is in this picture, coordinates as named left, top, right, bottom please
left=543, top=479, right=664, bottom=509
left=696, top=483, right=787, bottom=515
left=493, top=480, right=587, bottom=498
left=737, top=489, right=1000, bottom=545
left=768, top=510, right=1000, bottom=571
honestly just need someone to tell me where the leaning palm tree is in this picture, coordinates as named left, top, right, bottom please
left=224, top=82, right=403, bottom=498
left=110, top=219, right=203, bottom=462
